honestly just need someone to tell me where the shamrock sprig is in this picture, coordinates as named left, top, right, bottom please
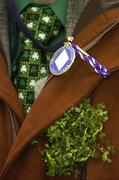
left=40, top=99, right=114, bottom=177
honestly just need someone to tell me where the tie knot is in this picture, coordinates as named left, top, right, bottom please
left=21, top=5, right=63, bottom=44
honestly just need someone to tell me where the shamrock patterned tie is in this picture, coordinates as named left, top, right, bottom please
left=12, top=5, right=63, bottom=113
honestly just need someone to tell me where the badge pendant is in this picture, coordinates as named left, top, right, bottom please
left=49, top=38, right=75, bottom=76
left=50, top=37, right=110, bottom=78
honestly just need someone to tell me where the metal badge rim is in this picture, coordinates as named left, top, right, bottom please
left=49, top=45, right=76, bottom=76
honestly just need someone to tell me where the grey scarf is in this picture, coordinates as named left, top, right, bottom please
left=0, top=0, right=10, bottom=72
left=66, top=0, right=91, bottom=37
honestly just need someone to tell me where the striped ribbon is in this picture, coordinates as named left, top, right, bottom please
left=71, top=43, right=110, bottom=78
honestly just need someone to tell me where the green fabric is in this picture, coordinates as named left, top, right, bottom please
left=16, top=0, right=32, bottom=12
left=50, top=0, right=68, bottom=27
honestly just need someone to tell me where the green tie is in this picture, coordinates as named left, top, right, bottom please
left=12, top=5, right=63, bottom=113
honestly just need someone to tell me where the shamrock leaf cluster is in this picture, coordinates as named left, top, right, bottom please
left=41, top=99, right=114, bottom=177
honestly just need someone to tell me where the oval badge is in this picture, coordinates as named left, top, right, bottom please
left=49, top=45, right=76, bottom=75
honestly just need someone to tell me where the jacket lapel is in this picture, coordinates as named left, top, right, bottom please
left=1, top=7, right=119, bottom=178
left=0, top=52, right=24, bottom=124
left=1, top=57, right=101, bottom=178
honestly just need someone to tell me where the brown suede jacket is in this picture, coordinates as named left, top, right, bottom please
left=0, top=0, right=119, bottom=179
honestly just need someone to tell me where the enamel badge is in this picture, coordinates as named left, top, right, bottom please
left=49, top=36, right=110, bottom=78
left=49, top=45, right=76, bottom=75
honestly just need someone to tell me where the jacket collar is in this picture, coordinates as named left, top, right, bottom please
left=1, top=7, right=119, bottom=177
left=0, top=52, right=24, bottom=124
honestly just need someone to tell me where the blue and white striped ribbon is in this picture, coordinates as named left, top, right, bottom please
left=71, top=43, right=110, bottom=78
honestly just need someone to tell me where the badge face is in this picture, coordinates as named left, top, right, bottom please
left=49, top=45, right=76, bottom=75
